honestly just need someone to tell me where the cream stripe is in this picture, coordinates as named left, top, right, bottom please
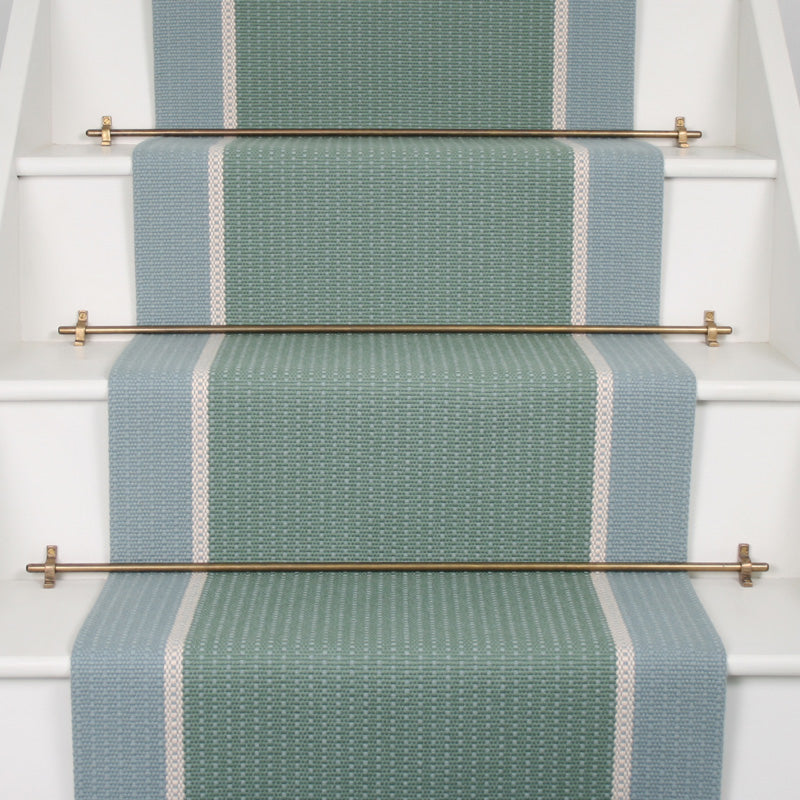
left=573, top=334, right=613, bottom=562
left=191, top=334, right=225, bottom=562
left=592, top=573, right=635, bottom=800
left=221, top=0, right=237, bottom=128
left=208, top=141, right=227, bottom=325
left=566, top=140, right=590, bottom=325
left=552, top=0, right=569, bottom=129
left=164, top=573, right=207, bottom=800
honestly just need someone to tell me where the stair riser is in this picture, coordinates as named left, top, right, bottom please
left=17, top=175, right=772, bottom=342
left=0, top=397, right=794, bottom=582
left=2, top=674, right=798, bottom=800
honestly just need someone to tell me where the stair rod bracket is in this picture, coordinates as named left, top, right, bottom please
left=675, top=116, right=689, bottom=148
left=705, top=310, right=720, bottom=347
left=27, top=544, right=768, bottom=588
left=73, top=310, right=88, bottom=346
left=739, top=543, right=754, bottom=587
left=100, top=116, right=112, bottom=147
left=43, top=545, right=57, bottom=589
left=87, top=115, right=703, bottom=147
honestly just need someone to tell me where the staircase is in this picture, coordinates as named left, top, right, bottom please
left=1, top=1, right=800, bottom=798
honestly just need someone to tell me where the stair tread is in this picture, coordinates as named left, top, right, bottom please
left=17, top=144, right=778, bottom=179
left=668, top=341, right=800, bottom=400
left=1, top=341, right=798, bottom=402
left=0, top=579, right=104, bottom=678
left=0, top=575, right=796, bottom=679
left=0, top=340, right=127, bottom=400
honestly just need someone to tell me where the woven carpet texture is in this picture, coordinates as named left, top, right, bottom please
left=133, top=138, right=663, bottom=326
left=73, top=571, right=725, bottom=800
left=152, top=0, right=636, bottom=129
left=109, top=332, right=696, bottom=565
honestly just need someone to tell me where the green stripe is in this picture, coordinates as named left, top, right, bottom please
left=182, top=571, right=616, bottom=799
left=207, top=333, right=597, bottom=561
left=221, top=137, right=575, bottom=324
left=234, top=1, right=555, bottom=128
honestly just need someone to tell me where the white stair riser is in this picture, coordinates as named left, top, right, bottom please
left=0, top=400, right=110, bottom=581
left=17, top=175, right=773, bottom=342
left=0, top=398, right=795, bottom=582
left=689, top=401, right=800, bottom=573
left=3, top=674, right=797, bottom=800
left=722, top=676, right=800, bottom=799
left=662, top=178, right=773, bottom=342
left=1, top=679, right=74, bottom=800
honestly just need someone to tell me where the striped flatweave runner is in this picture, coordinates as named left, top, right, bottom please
left=152, top=0, right=637, bottom=129
left=72, top=571, right=725, bottom=800
left=108, top=333, right=695, bottom=564
left=70, top=1, right=728, bottom=797
left=132, top=138, right=663, bottom=326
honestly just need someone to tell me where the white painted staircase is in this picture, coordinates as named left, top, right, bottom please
left=2, top=1, right=800, bottom=798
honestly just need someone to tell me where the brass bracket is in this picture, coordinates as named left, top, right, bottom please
left=74, top=310, right=88, bottom=347
left=738, top=543, right=754, bottom=587
left=704, top=310, right=720, bottom=347
left=43, top=545, right=58, bottom=589
left=101, top=116, right=113, bottom=146
left=675, top=116, right=689, bottom=148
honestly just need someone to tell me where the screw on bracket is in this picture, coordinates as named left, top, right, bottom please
left=43, top=545, right=58, bottom=589
left=74, top=310, right=89, bottom=347
left=738, top=543, right=754, bottom=587
left=101, top=115, right=112, bottom=146
left=704, top=310, right=720, bottom=347
left=675, top=116, right=689, bottom=148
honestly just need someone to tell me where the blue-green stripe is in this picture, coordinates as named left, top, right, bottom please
left=590, top=335, right=697, bottom=561
left=109, top=335, right=212, bottom=561
left=566, top=0, right=637, bottom=128
left=608, top=573, right=726, bottom=800
left=71, top=574, right=192, bottom=800
left=133, top=139, right=217, bottom=325
left=152, top=0, right=224, bottom=128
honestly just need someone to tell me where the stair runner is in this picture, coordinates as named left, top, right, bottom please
left=71, top=2, right=726, bottom=799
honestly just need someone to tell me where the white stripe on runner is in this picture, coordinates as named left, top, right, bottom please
left=565, top=140, right=590, bottom=325
left=191, top=334, right=225, bottom=562
left=221, top=0, right=237, bottom=129
left=164, top=572, right=207, bottom=800
left=592, top=573, right=636, bottom=800
left=208, top=141, right=227, bottom=325
left=552, top=0, right=570, bottom=129
left=573, top=334, right=614, bottom=562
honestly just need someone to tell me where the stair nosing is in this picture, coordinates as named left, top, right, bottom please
left=16, top=144, right=779, bottom=180
left=2, top=576, right=798, bottom=679
left=1, top=341, right=799, bottom=402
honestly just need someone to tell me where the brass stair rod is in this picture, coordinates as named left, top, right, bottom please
left=27, top=545, right=767, bottom=588
left=60, top=311, right=731, bottom=347
left=87, top=116, right=700, bottom=147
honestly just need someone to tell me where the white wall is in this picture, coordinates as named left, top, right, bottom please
left=0, top=0, right=13, bottom=56
left=780, top=0, right=800, bottom=91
